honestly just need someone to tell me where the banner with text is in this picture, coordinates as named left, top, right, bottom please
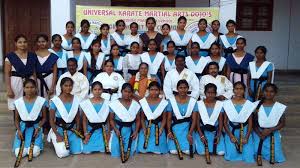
left=76, top=5, right=219, bottom=34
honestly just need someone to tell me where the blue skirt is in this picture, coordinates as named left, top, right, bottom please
left=57, top=126, right=82, bottom=154
left=224, top=124, right=255, bottom=163
left=13, top=122, right=43, bottom=152
left=253, top=130, right=286, bottom=163
left=249, top=79, right=268, bottom=101
left=82, top=125, right=106, bottom=154
left=137, top=121, right=167, bottom=154
left=109, top=124, right=137, bottom=158
left=167, top=122, right=191, bottom=152
left=194, top=130, right=225, bottom=155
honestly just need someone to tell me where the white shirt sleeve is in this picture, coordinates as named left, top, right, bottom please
left=190, top=73, right=200, bottom=99
left=78, top=74, right=89, bottom=101
left=223, top=77, right=233, bottom=99
left=117, top=74, right=126, bottom=98
left=122, top=55, right=130, bottom=82
left=163, top=72, right=174, bottom=99
left=199, top=76, right=206, bottom=100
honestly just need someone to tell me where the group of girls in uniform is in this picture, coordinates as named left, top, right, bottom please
left=5, top=16, right=286, bottom=167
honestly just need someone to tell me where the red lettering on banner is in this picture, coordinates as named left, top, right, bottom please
left=83, top=9, right=116, bottom=16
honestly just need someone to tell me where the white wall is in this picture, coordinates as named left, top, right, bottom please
left=210, top=0, right=237, bottom=33
left=50, top=0, right=72, bottom=36
left=238, top=0, right=291, bottom=70
left=287, top=0, right=300, bottom=69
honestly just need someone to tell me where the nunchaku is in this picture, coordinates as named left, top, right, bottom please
left=155, top=124, right=159, bottom=146
left=14, top=131, right=25, bottom=168
left=172, top=130, right=183, bottom=160
left=63, top=130, right=70, bottom=150
left=204, top=143, right=211, bottom=164
left=270, top=133, right=275, bottom=164
left=143, top=120, right=152, bottom=149
left=126, top=133, right=133, bottom=161
left=118, top=134, right=126, bottom=163
left=102, top=125, right=110, bottom=154
left=71, top=128, right=85, bottom=139
left=28, top=130, right=36, bottom=162
left=239, top=123, right=244, bottom=153
left=255, top=84, right=262, bottom=101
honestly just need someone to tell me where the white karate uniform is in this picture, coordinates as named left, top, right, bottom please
left=55, top=71, right=89, bottom=101
left=163, top=68, right=200, bottom=99
left=93, top=72, right=125, bottom=101
left=122, top=53, right=141, bottom=82
left=199, top=74, right=233, bottom=99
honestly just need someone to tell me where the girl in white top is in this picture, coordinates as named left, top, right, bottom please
left=97, top=24, right=113, bottom=56
left=61, top=21, right=75, bottom=51
left=74, top=19, right=96, bottom=52
left=170, top=16, right=192, bottom=57
left=67, top=37, right=88, bottom=74
left=123, top=42, right=141, bottom=82
left=140, top=39, right=165, bottom=84
left=111, top=20, right=128, bottom=56
left=93, top=59, right=125, bottom=101
left=109, top=44, right=124, bottom=76
left=164, top=41, right=176, bottom=72
left=220, top=20, right=243, bottom=58
left=84, top=39, right=105, bottom=83
left=49, top=34, right=68, bottom=79
left=126, top=22, right=140, bottom=50
left=206, top=42, right=227, bottom=74
left=35, top=34, right=58, bottom=98
left=160, top=23, right=171, bottom=52
left=190, top=18, right=216, bottom=57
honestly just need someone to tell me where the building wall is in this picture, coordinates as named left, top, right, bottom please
left=287, top=0, right=300, bottom=69
left=238, top=0, right=291, bottom=70
left=12, top=0, right=299, bottom=70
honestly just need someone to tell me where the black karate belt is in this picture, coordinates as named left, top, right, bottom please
left=200, top=120, right=218, bottom=155
left=256, top=128, right=275, bottom=166
left=229, top=121, right=248, bottom=153
left=56, top=117, right=84, bottom=139
left=115, top=120, right=135, bottom=163
left=143, top=116, right=162, bottom=149
left=171, top=117, right=193, bottom=160
left=14, top=117, right=41, bottom=167
left=88, top=121, right=110, bottom=153
left=11, top=71, right=31, bottom=80
left=87, top=68, right=102, bottom=82
left=252, top=77, right=268, bottom=101
left=224, top=47, right=236, bottom=58
left=118, top=46, right=130, bottom=56
left=200, top=49, right=210, bottom=56
left=36, top=72, right=52, bottom=97
left=103, top=88, right=118, bottom=95
left=175, top=46, right=188, bottom=57
left=115, top=70, right=123, bottom=76
left=231, top=68, right=248, bottom=84
left=128, top=69, right=139, bottom=76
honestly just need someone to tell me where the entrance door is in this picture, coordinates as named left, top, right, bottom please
left=2, top=0, right=50, bottom=58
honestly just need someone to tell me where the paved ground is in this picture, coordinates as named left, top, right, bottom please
left=0, top=73, right=299, bottom=168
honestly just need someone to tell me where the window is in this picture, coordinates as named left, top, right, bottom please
left=111, top=0, right=175, bottom=7
left=236, top=0, right=273, bottom=31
